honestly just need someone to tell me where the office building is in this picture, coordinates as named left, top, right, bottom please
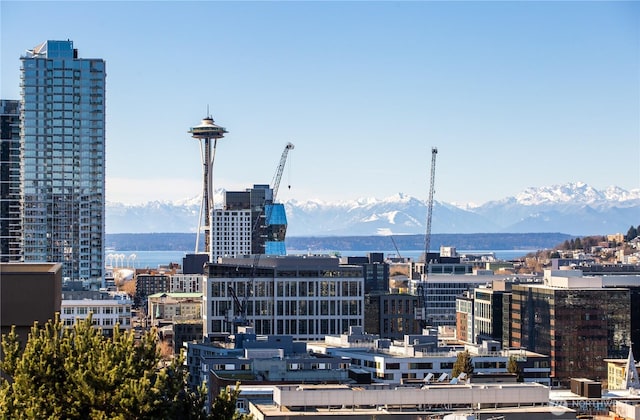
left=510, top=270, right=636, bottom=387
left=411, top=272, right=499, bottom=328
left=0, top=100, right=21, bottom=262
left=364, top=293, right=422, bottom=339
left=203, top=255, right=364, bottom=340
left=19, top=40, right=106, bottom=286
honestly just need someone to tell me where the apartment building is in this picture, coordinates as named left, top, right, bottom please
left=60, top=292, right=132, bottom=336
left=18, top=40, right=106, bottom=286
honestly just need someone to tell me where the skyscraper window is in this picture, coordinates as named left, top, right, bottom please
left=19, top=40, right=105, bottom=285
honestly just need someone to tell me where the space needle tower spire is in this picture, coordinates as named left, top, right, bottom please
left=189, top=112, right=227, bottom=261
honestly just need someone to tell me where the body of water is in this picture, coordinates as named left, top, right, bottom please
left=106, top=249, right=536, bottom=270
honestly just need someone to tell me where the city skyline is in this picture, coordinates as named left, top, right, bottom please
left=1, top=1, right=638, bottom=206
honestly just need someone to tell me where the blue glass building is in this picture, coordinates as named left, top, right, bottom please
left=0, top=100, right=21, bottom=262
left=19, top=40, right=106, bottom=285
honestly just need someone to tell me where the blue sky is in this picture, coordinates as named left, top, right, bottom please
left=1, top=1, right=638, bottom=205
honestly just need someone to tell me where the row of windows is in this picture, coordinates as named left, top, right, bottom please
left=62, top=306, right=127, bottom=315
left=275, top=299, right=361, bottom=316
left=62, top=317, right=130, bottom=327
left=209, top=279, right=362, bottom=298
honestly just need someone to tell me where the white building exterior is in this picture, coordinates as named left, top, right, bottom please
left=61, top=294, right=132, bottom=334
left=245, top=383, right=560, bottom=420
left=169, top=273, right=205, bottom=293
left=203, top=255, right=364, bottom=340
left=308, top=328, right=551, bottom=386
left=211, top=208, right=252, bottom=259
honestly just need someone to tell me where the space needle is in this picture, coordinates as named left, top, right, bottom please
left=189, top=114, right=227, bottom=261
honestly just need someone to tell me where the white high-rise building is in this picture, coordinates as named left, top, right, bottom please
left=19, top=40, right=106, bottom=286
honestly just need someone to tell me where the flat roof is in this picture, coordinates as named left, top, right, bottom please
left=0, top=262, right=62, bottom=274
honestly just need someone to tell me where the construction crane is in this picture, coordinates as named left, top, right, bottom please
left=271, top=142, right=295, bottom=203
left=228, top=142, right=295, bottom=333
left=417, top=147, right=437, bottom=330
left=423, top=147, right=438, bottom=271
left=390, top=235, right=402, bottom=259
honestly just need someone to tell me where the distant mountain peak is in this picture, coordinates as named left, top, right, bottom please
left=106, top=182, right=640, bottom=236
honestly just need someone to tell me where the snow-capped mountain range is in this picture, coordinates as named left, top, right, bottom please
left=106, top=182, right=640, bottom=236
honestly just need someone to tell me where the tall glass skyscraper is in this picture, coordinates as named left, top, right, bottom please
left=0, top=99, right=21, bottom=262
left=19, top=40, right=105, bottom=285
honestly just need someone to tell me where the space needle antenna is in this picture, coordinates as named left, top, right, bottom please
left=188, top=113, right=228, bottom=261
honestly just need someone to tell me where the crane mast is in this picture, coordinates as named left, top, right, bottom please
left=416, top=147, right=437, bottom=330
left=423, top=147, right=438, bottom=273
left=229, top=142, right=295, bottom=333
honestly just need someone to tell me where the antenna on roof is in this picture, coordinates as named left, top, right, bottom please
left=206, top=104, right=210, bottom=118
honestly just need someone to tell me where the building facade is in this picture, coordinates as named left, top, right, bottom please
left=169, top=273, right=205, bottom=293
left=61, top=293, right=132, bottom=336
left=19, top=40, right=106, bottom=285
left=148, top=292, right=202, bottom=326
left=211, top=185, right=288, bottom=260
left=0, top=100, right=21, bottom=262
left=510, top=270, right=634, bottom=387
left=364, top=293, right=421, bottom=339
left=455, top=291, right=474, bottom=343
left=309, top=328, right=551, bottom=386
left=411, top=273, right=497, bottom=327
left=135, top=272, right=170, bottom=308
left=473, top=286, right=505, bottom=344
left=203, top=255, right=364, bottom=340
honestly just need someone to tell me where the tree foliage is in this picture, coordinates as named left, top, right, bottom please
left=451, top=350, right=474, bottom=379
left=210, top=385, right=249, bottom=420
left=507, top=356, right=523, bottom=382
left=0, top=314, right=249, bottom=420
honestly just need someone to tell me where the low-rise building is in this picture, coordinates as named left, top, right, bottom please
left=148, top=292, right=202, bottom=326
left=60, top=292, right=132, bottom=336
left=308, top=327, right=551, bottom=386
left=245, top=382, right=569, bottom=420
left=184, top=328, right=348, bottom=410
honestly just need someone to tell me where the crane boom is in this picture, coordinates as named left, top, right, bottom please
left=271, top=142, right=295, bottom=203
left=424, top=147, right=438, bottom=267
left=228, top=142, right=295, bottom=333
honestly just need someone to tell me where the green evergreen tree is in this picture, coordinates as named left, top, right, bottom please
left=210, top=383, right=249, bottom=420
left=573, top=237, right=582, bottom=250
left=451, top=350, right=474, bottom=379
left=0, top=314, right=250, bottom=420
left=626, top=225, right=638, bottom=241
left=507, top=356, right=523, bottom=382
